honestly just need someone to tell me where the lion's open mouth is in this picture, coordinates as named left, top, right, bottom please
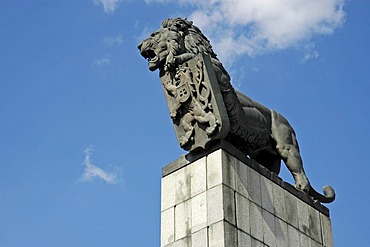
left=141, top=49, right=158, bottom=63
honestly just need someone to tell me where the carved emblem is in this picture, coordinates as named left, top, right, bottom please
left=160, top=54, right=229, bottom=151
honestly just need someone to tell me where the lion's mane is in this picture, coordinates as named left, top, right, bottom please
left=160, top=18, right=231, bottom=80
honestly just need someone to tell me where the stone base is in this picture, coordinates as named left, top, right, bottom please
left=160, top=141, right=333, bottom=247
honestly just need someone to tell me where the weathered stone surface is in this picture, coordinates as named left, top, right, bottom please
left=161, top=148, right=334, bottom=247
left=309, top=205, right=322, bottom=243
left=285, top=190, right=299, bottom=228
left=312, top=239, right=323, bottom=247
left=248, top=168, right=262, bottom=206
left=249, top=202, right=264, bottom=242
left=300, top=232, right=310, bottom=247
left=224, top=221, right=237, bottom=246
left=161, top=207, right=175, bottom=246
left=235, top=158, right=251, bottom=199
left=223, top=186, right=236, bottom=225
left=235, top=192, right=250, bottom=234
left=163, top=141, right=331, bottom=216
left=162, top=171, right=176, bottom=211
left=297, top=198, right=310, bottom=235
left=207, top=150, right=223, bottom=189
left=207, top=149, right=236, bottom=190
left=207, top=184, right=224, bottom=225
left=321, top=213, right=334, bottom=247
left=175, top=165, right=191, bottom=205
left=262, top=210, right=276, bottom=247
left=287, top=224, right=300, bottom=247
left=192, top=228, right=207, bottom=247
left=208, top=221, right=225, bottom=247
left=191, top=192, right=207, bottom=233
left=272, top=183, right=286, bottom=221
left=175, top=200, right=191, bottom=240
left=170, top=237, right=191, bottom=247
left=207, top=184, right=235, bottom=226
left=250, top=237, right=264, bottom=247
left=238, top=230, right=251, bottom=247
left=190, top=157, right=207, bottom=197
left=261, top=176, right=274, bottom=214
left=275, top=217, right=288, bottom=246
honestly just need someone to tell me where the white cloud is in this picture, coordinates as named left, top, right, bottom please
left=80, top=146, right=119, bottom=184
left=93, top=0, right=122, bottom=13
left=145, top=0, right=346, bottom=66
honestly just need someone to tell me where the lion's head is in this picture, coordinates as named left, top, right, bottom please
left=139, top=18, right=231, bottom=89
left=138, top=18, right=220, bottom=72
left=138, top=28, right=185, bottom=71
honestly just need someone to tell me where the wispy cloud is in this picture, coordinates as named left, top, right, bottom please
left=103, top=35, right=124, bottom=47
left=145, top=0, right=346, bottom=66
left=93, top=0, right=122, bottom=13
left=80, top=146, right=120, bottom=184
left=302, top=43, right=319, bottom=63
left=93, top=57, right=111, bottom=67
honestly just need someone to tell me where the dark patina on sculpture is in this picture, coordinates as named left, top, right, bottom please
left=138, top=18, right=335, bottom=203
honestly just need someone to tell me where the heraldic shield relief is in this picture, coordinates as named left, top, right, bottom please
left=160, top=54, right=230, bottom=151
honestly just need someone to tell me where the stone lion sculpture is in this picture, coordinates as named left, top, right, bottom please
left=138, top=18, right=335, bottom=203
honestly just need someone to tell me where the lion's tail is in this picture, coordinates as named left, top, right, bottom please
left=309, top=184, right=336, bottom=203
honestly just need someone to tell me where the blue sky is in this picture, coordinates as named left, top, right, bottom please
left=1, top=1, right=369, bottom=246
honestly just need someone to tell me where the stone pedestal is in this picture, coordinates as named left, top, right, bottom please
left=160, top=141, right=334, bottom=247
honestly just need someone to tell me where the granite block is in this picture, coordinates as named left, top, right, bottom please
left=248, top=168, right=262, bottom=206
left=223, top=186, right=236, bottom=226
left=224, top=221, right=237, bottom=246
left=321, top=213, right=334, bottom=247
left=208, top=220, right=225, bottom=247
left=207, top=149, right=223, bottom=189
left=285, top=190, right=299, bottom=228
left=235, top=192, right=250, bottom=234
left=309, top=205, right=322, bottom=243
left=162, top=172, right=176, bottom=211
left=175, top=200, right=192, bottom=240
left=300, top=231, right=310, bottom=247
left=262, top=209, right=276, bottom=247
left=275, top=217, right=288, bottom=247
left=191, top=192, right=207, bottom=233
left=207, top=185, right=224, bottom=225
left=287, top=224, right=300, bottom=247
left=238, top=230, right=252, bottom=247
left=175, top=165, right=191, bottom=205
left=235, top=159, right=251, bottom=199
left=261, top=176, right=274, bottom=214
left=250, top=237, right=264, bottom=247
left=207, top=149, right=236, bottom=190
left=190, top=157, right=207, bottom=197
left=249, top=202, right=264, bottom=242
left=192, top=228, right=208, bottom=247
left=161, top=207, right=175, bottom=246
left=297, top=198, right=310, bottom=235
left=272, top=183, right=286, bottom=222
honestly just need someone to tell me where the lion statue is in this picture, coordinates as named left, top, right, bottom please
left=138, top=17, right=335, bottom=203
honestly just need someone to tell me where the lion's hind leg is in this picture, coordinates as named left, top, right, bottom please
left=192, top=101, right=218, bottom=135
left=271, top=110, right=310, bottom=192
left=179, top=112, right=195, bottom=147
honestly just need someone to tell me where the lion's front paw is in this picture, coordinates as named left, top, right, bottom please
left=295, top=173, right=310, bottom=192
